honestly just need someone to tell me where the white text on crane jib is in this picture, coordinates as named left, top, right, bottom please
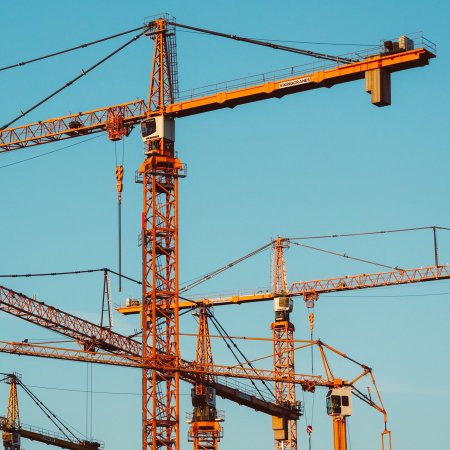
left=279, top=76, right=311, bottom=88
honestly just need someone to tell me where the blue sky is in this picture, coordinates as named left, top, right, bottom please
left=0, top=1, right=449, bottom=449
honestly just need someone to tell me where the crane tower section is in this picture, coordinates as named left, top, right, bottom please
left=140, top=17, right=185, bottom=450
left=271, top=238, right=298, bottom=450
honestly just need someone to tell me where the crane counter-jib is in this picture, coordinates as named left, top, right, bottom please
left=0, top=47, right=435, bottom=151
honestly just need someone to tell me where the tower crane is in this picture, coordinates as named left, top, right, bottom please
left=117, top=246, right=449, bottom=450
left=186, top=306, right=224, bottom=450
left=1, top=374, right=19, bottom=450
left=271, top=238, right=298, bottom=450
left=0, top=373, right=102, bottom=450
left=0, top=283, right=301, bottom=420
left=0, top=15, right=437, bottom=450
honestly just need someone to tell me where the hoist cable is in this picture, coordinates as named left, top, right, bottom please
left=180, top=240, right=273, bottom=293
left=0, top=135, right=102, bottom=170
left=208, top=312, right=275, bottom=400
left=208, top=314, right=269, bottom=400
left=170, top=22, right=354, bottom=64
left=289, top=241, right=403, bottom=271
left=1, top=29, right=145, bottom=131
left=18, top=379, right=79, bottom=442
left=118, top=196, right=122, bottom=292
left=0, top=26, right=144, bottom=72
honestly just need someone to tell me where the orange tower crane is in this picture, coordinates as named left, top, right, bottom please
left=0, top=16, right=437, bottom=450
left=187, top=306, right=224, bottom=450
left=271, top=238, right=298, bottom=450
left=0, top=373, right=102, bottom=450
left=0, top=283, right=301, bottom=421
left=1, top=375, right=20, bottom=450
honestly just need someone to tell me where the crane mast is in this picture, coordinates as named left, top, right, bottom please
left=2, top=375, right=20, bottom=450
left=0, top=374, right=102, bottom=450
left=187, top=306, right=223, bottom=450
left=271, top=238, right=298, bottom=450
left=141, top=18, right=183, bottom=450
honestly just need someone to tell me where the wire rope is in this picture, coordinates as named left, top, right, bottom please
left=289, top=225, right=449, bottom=240
left=0, top=135, right=102, bottom=170
left=208, top=312, right=275, bottom=400
left=180, top=240, right=273, bottom=293
left=289, top=241, right=403, bottom=271
left=1, top=29, right=145, bottom=131
left=0, top=26, right=143, bottom=72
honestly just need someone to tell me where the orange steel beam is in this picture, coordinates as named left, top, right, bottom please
left=0, top=418, right=101, bottom=450
left=0, top=100, right=146, bottom=152
left=0, top=340, right=141, bottom=367
left=0, top=48, right=435, bottom=152
left=332, top=417, right=347, bottom=450
left=116, top=264, right=450, bottom=314
left=0, top=285, right=141, bottom=357
left=290, top=264, right=450, bottom=295
left=166, top=48, right=434, bottom=118
left=0, top=286, right=300, bottom=420
left=188, top=306, right=223, bottom=450
left=0, top=340, right=300, bottom=420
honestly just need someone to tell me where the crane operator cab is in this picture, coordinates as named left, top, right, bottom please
left=274, top=295, right=293, bottom=321
left=141, top=116, right=175, bottom=154
left=190, top=386, right=218, bottom=422
left=326, top=386, right=352, bottom=417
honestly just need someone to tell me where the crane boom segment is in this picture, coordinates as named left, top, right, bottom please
left=290, top=264, right=450, bottom=295
left=0, top=285, right=142, bottom=357
left=116, top=264, right=450, bottom=314
left=0, top=341, right=301, bottom=420
left=165, top=47, right=434, bottom=117
left=0, top=419, right=101, bottom=450
left=0, top=100, right=146, bottom=152
left=0, top=47, right=435, bottom=151
left=0, top=284, right=301, bottom=421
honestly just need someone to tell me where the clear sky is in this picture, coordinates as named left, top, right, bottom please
left=0, top=1, right=449, bottom=450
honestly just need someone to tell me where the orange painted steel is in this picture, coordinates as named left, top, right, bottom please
left=0, top=285, right=142, bottom=357
left=272, top=322, right=297, bottom=449
left=332, top=417, right=347, bottom=450
left=117, top=263, right=450, bottom=315
left=0, top=19, right=438, bottom=450
left=160, top=264, right=449, bottom=311
left=0, top=285, right=300, bottom=420
left=2, top=375, right=20, bottom=450
left=0, top=100, right=146, bottom=151
left=290, top=264, right=450, bottom=296
left=188, top=306, right=223, bottom=450
left=1, top=374, right=102, bottom=450
left=141, top=18, right=181, bottom=450
left=271, top=238, right=297, bottom=450
left=0, top=48, right=435, bottom=152
left=0, top=419, right=102, bottom=450
left=166, top=47, right=434, bottom=118
left=0, top=340, right=141, bottom=367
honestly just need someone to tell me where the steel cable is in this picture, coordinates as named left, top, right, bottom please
left=0, top=26, right=143, bottom=72
left=1, top=30, right=145, bottom=131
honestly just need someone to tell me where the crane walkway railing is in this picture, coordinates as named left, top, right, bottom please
left=0, top=416, right=104, bottom=450
left=176, top=32, right=436, bottom=102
